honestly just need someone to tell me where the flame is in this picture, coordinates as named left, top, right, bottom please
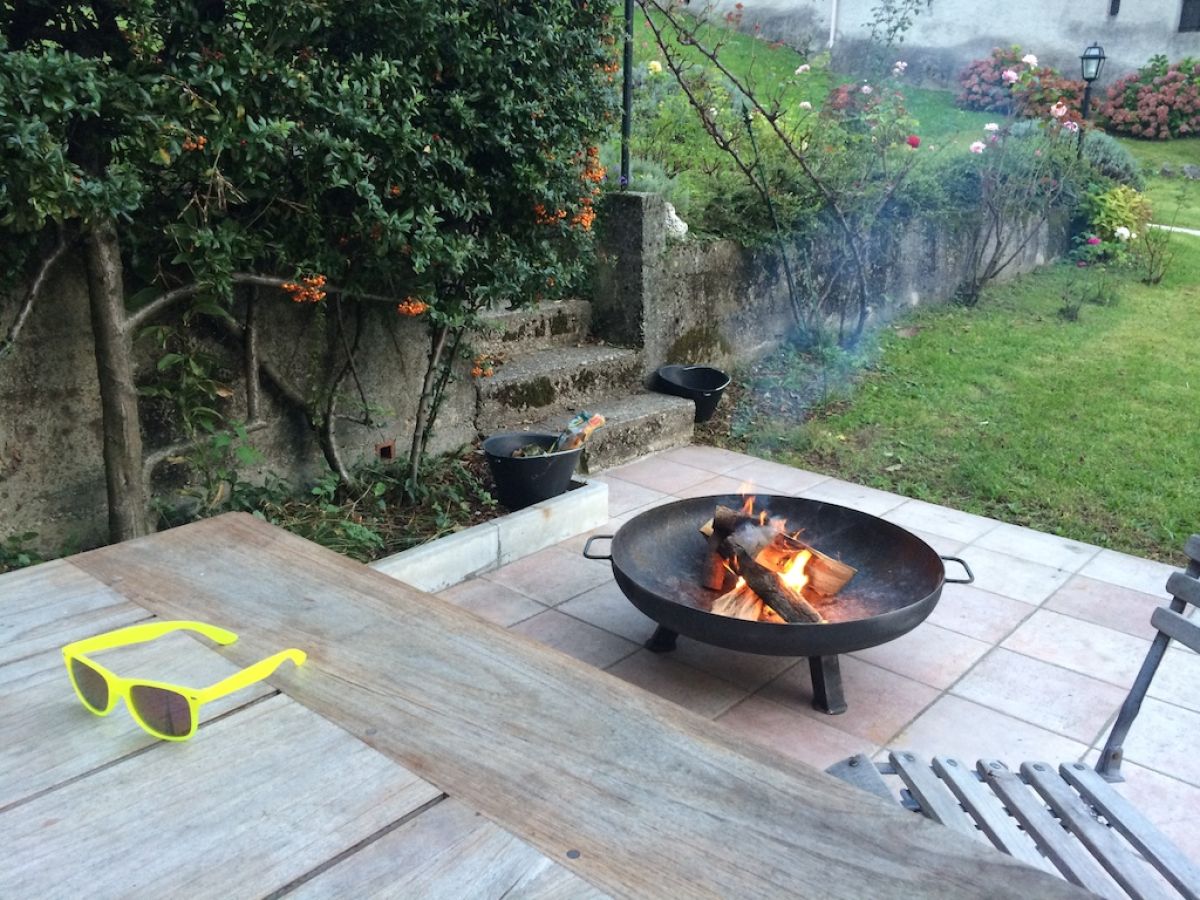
left=778, top=549, right=813, bottom=592
left=739, top=493, right=756, bottom=515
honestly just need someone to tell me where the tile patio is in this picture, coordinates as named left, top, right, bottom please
left=436, top=444, right=1198, bottom=860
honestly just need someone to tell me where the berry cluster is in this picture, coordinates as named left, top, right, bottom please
left=396, top=296, right=429, bottom=317
left=182, top=135, right=208, bottom=152
left=281, top=274, right=326, bottom=303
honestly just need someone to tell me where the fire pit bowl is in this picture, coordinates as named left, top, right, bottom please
left=583, top=494, right=972, bottom=713
left=653, top=365, right=731, bottom=423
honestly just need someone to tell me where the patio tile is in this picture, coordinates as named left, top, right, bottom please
left=592, top=475, right=671, bottom=517
left=658, top=639, right=800, bottom=693
left=722, top=458, right=831, bottom=496
left=889, top=694, right=1090, bottom=765
left=755, top=656, right=940, bottom=746
left=848, top=621, right=991, bottom=690
left=950, top=649, right=1127, bottom=743
left=605, top=650, right=748, bottom=719
left=798, top=477, right=908, bottom=517
left=925, top=583, right=1036, bottom=644
left=972, top=523, right=1099, bottom=573
left=883, top=499, right=998, bottom=544
left=1151, top=647, right=1200, bottom=713
left=671, top=474, right=771, bottom=500
left=957, top=546, right=1074, bottom=605
left=1001, top=609, right=1151, bottom=689
left=657, top=444, right=754, bottom=475
left=1113, top=696, right=1200, bottom=788
left=602, top=457, right=714, bottom=496
left=556, top=509, right=643, bottom=555
left=1087, top=760, right=1200, bottom=861
left=1044, top=575, right=1163, bottom=641
left=482, top=544, right=612, bottom=606
left=508, top=609, right=638, bottom=670
left=556, top=579, right=658, bottom=644
left=716, top=695, right=874, bottom=770
left=1078, top=548, right=1175, bottom=599
left=436, top=578, right=545, bottom=627
left=906, top=528, right=966, bottom=558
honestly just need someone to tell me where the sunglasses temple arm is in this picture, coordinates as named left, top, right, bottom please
left=196, top=649, right=307, bottom=703
left=64, top=620, right=237, bottom=656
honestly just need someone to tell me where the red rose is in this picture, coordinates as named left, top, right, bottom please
left=906, top=134, right=921, bottom=148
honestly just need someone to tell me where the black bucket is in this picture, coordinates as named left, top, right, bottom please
left=482, top=432, right=583, bottom=511
left=654, top=365, right=731, bottom=422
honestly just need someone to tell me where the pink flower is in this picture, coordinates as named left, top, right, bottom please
left=1021, top=53, right=1038, bottom=67
left=1063, top=120, right=1080, bottom=133
left=861, top=84, right=873, bottom=95
left=1002, top=69, right=1019, bottom=84
left=984, top=122, right=999, bottom=131
left=1050, top=101, right=1068, bottom=118
left=1087, top=236, right=1102, bottom=245
left=969, top=140, right=986, bottom=153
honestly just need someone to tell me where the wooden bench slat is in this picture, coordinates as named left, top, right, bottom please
left=890, top=751, right=979, bottom=838
left=1021, top=762, right=1174, bottom=900
left=978, top=761, right=1122, bottom=900
left=1060, top=762, right=1200, bottom=900
left=1152, top=606, right=1200, bottom=654
left=825, top=754, right=896, bottom=805
left=931, top=757, right=1051, bottom=872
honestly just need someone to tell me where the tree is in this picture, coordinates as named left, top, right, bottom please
left=1, top=0, right=616, bottom=542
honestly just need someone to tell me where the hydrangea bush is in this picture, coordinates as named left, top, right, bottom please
left=1099, top=55, right=1200, bottom=139
left=957, top=46, right=1084, bottom=121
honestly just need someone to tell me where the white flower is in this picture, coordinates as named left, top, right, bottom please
left=969, top=140, right=986, bottom=154
left=1114, top=226, right=1131, bottom=241
left=708, top=107, right=718, bottom=118
left=1131, top=232, right=1138, bottom=240
left=647, top=60, right=663, bottom=75
left=892, top=60, right=908, bottom=76
left=984, top=122, right=999, bottom=131
left=1021, top=54, right=1038, bottom=67
left=861, top=84, right=873, bottom=95
left=795, top=64, right=811, bottom=74
left=798, top=101, right=813, bottom=110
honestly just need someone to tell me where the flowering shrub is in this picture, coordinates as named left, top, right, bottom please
left=1084, top=185, right=1152, bottom=241
left=1099, top=55, right=1200, bottom=139
left=957, top=46, right=1084, bottom=121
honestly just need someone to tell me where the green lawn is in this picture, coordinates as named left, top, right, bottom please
left=711, top=248, right=1200, bottom=562
left=1116, top=136, right=1200, bottom=231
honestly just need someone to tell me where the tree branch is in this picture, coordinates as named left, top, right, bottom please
left=0, top=230, right=71, bottom=361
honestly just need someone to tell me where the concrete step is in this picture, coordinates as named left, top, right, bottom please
left=473, top=299, right=591, bottom=355
left=477, top=344, right=642, bottom=428
left=531, top=392, right=695, bottom=473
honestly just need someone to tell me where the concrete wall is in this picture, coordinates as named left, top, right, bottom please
left=713, top=0, right=1200, bottom=88
left=0, top=266, right=476, bottom=555
left=593, top=192, right=1067, bottom=376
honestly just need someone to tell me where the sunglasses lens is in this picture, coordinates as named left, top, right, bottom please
left=129, top=685, right=192, bottom=738
left=70, top=659, right=110, bottom=712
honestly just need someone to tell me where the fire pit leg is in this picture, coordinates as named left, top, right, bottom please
left=808, top=656, right=847, bottom=715
left=644, top=626, right=679, bottom=653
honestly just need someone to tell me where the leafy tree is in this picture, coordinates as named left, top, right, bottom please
left=1, top=0, right=616, bottom=542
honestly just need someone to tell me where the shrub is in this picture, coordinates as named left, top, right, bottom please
left=1085, top=185, right=1152, bottom=241
left=1079, top=130, right=1145, bottom=189
left=1099, top=55, right=1200, bottom=139
left=957, top=46, right=1085, bottom=121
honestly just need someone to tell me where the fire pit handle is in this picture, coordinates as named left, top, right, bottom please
left=582, top=535, right=614, bottom=561
left=941, top=555, right=974, bottom=585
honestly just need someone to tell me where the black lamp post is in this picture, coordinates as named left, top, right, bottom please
left=1079, top=42, right=1106, bottom=120
left=620, top=0, right=634, bottom=189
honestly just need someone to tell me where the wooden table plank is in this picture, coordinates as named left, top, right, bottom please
left=291, top=798, right=608, bottom=899
left=0, top=693, right=442, bottom=898
left=0, top=560, right=148, bottom=665
left=0, top=633, right=276, bottom=810
left=69, top=514, right=1088, bottom=899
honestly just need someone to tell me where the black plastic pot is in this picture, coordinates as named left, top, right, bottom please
left=654, top=365, right=731, bottom=422
left=482, top=432, right=582, bottom=511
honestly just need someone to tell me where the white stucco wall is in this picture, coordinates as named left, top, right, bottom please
left=718, top=0, right=1200, bottom=86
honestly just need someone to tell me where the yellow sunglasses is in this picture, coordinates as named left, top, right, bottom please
left=62, top=621, right=306, bottom=742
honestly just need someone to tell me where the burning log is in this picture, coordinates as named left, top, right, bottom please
left=703, top=532, right=737, bottom=591
left=725, top=539, right=825, bottom=624
left=759, top=534, right=857, bottom=597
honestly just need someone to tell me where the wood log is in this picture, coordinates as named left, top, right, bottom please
left=725, top=541, right=825, bottom=624
left=758, top=533, right=857, bottom=596
left=710, top=584, right=762, bottom=621
left=703, top=533, right=737, bottom=592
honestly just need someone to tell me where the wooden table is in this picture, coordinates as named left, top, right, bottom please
left=0, top=513, right=1088, bottom=898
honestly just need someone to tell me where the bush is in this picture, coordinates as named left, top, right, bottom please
left=957, top=46, right=1085, bottom=121
left=1085, top=184, right=1152, bottom=241
left=1080, top=130, right=1145, bottom=189
left=1099, top=55, right=1200, bottom=139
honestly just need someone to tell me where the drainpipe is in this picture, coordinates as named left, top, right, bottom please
left=828, top=0, right=839, bottom=48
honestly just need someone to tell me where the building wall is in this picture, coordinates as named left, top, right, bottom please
left=719, top=0, right=1200, bottom=87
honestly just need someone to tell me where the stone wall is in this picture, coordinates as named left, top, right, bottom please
left=707, top=0, right=1200, bottom=89
left=593, top=192, right=1067, bottom=376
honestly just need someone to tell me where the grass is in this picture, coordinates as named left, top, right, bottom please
left=705, top=247, right=1200, bottom=561
left=1116, top=136, right=1200, bottom=231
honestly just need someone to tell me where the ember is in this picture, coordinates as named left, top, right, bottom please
left=699, top=497, right=856, bottom=625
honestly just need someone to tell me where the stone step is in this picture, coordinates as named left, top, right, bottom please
left=531, top=392, right=695, bottom=473
left=473, top=299, right=592, bottom=355
left=477, top=344, right=642, bottom=428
